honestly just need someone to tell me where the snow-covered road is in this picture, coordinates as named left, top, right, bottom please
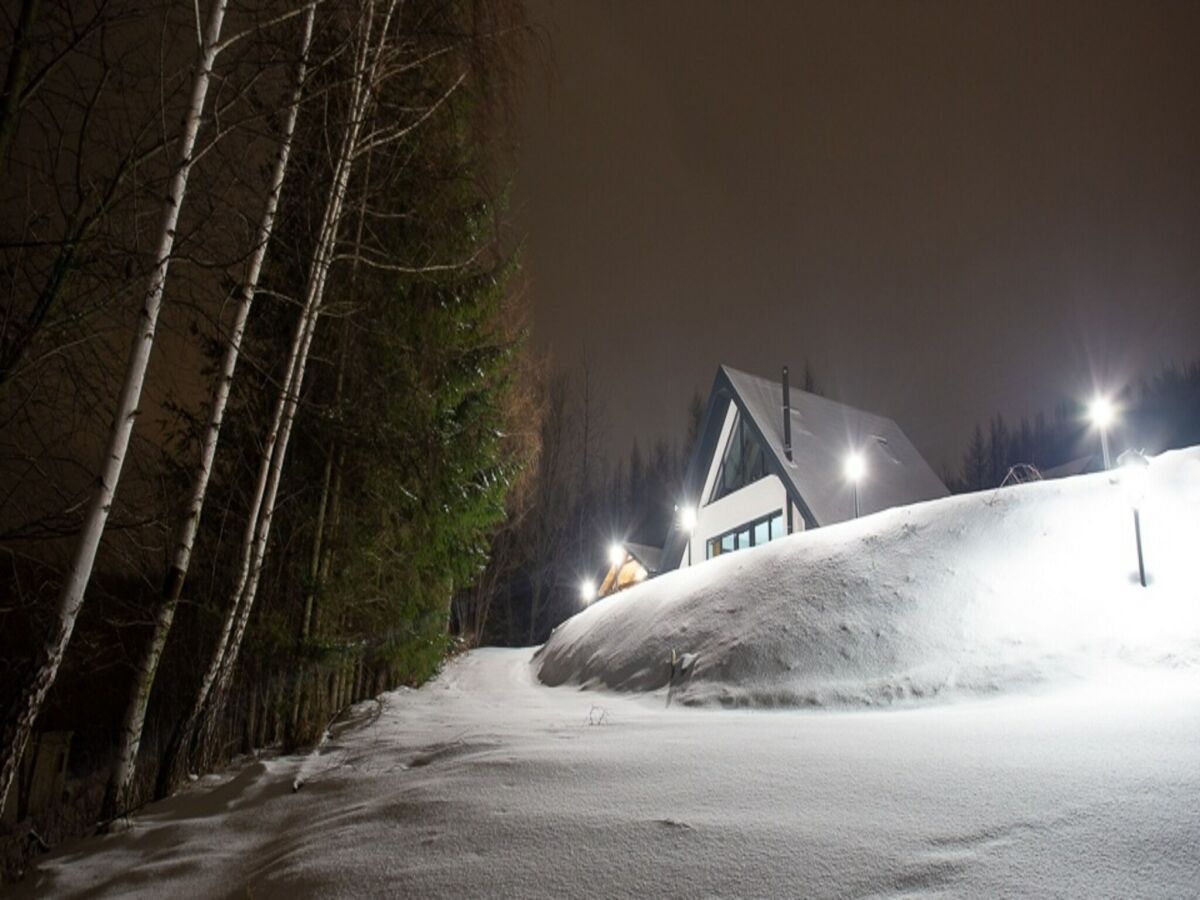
left=15, top=648, right=1200, bottom=898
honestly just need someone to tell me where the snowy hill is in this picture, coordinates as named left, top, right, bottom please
left=538, top=447, right=1200, bottom=707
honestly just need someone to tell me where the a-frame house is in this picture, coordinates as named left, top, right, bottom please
left=660, top=365, right=949, bottom=572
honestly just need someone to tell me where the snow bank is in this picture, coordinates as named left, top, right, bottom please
left=538, top=448, right=1200, bottom=707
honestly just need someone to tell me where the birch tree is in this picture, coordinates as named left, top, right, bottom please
left=158, top=0, right=399, bottom=794
left=0, top=0, right=232, bottom=814
left=158, top=0, right=524, bottom=790
left=209, top=13, right=478, bottom=724
left=100, top=1, right=318, bottom=823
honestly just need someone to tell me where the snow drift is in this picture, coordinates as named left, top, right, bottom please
left=537, top=447, right=1200, bottom=707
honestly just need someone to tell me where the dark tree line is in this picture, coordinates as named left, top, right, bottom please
left=451, top=372, right=703, bottom=647
left=0, top=0, right=530, bottom=879
left=950, top=359, right=1200, bottom=492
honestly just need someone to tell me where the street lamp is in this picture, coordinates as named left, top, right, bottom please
left=579, top=578, right=596, bottom=605
left=678, top=504, right=697, bottom=566
left=1089, top=395, right=1116, bottom=470
left=844, top=451, right=866, bottom=518
left=1118, top=449, right=1149, bottom=588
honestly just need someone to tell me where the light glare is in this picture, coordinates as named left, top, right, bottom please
left=1090, top=395, right=1116, bottom=429
left=608, top=543, right=625, bottom=567
left=579, top=579, right=596, bottom=603
left=844, top=451, right=866, bottom=482
left=679, top=505, right=697, bottom=531
left=1119, top=449, right=1150, bottom=505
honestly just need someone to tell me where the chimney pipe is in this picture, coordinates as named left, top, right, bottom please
left=782, top=365, right=793, bottom=461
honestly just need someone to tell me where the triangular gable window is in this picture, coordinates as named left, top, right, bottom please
left=709, top=410, right=769, bottom=503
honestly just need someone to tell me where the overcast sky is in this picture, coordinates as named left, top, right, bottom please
left=514, top=0, right=1200, bottom=472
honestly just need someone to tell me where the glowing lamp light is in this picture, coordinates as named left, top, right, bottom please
left=1118, top=449, right=1149, bottom=506
left=579, top=579, right=596, bottom=604
left=679, top=505, right=697, bottom=532
left=1089, top=395, right=1116, bottom=430
left=843, top=451, right=866, bottom=483
left=608, top=542, right=625, bottom=567
left=1089, top=394, right=1117, bottom=470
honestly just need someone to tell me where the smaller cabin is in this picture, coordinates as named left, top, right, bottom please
left=597, top=542, right=662, bottom=598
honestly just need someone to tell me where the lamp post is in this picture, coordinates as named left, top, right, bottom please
left=844, top=451, right=865, bottom=518
left=1089, top=395, right=1116, bottom=470
left=1118, top=449, right=1149, bottom=587
left=678, top=504, right=697, bottom=566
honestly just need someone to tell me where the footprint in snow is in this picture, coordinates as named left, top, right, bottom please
left=403, top=740, right=500, bottom=770
left=653, top=818, right=692, bottom=830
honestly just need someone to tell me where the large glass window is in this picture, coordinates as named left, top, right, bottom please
left=753, top=519, right=770, bottom=547
left=709, top=412, right=768, bottom=503
left=770, top=511, right=785, bottom=540
left=706, top=509, right=787, bottom=560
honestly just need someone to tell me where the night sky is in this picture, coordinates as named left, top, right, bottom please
left=515, top=0, right=1200, bottom=472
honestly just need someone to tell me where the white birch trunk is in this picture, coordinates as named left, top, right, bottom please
left=161, top=1, right=399, bottom=792
left=101, top=2, right=317, bottom=822
left=0, top=0, right=228, bottom=814
left=211, top=0, right=405, bottom=714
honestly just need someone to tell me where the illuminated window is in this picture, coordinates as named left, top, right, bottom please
left=770, top=511, right=784, bottom=539
left=753, top=519, right=770, bottom=546
left=706, top=509, right=786, bottom=559
left=709, top=412, right=768, bottom=503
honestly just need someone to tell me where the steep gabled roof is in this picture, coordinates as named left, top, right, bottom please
left=661, top=365, right=948, bottom=568
left=725, top=366, right=949, bottom=523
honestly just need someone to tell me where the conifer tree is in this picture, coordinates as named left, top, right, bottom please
left=988, top=415, right=1009, bottom=485
left=963, top=423, right=988, bottom=491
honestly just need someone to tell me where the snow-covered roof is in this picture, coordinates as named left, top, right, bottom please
left=624, top=542, right=663, bottom=574
left=723, top=365, right=949, bottom=525
left=662, top=365, right=948, bottom=568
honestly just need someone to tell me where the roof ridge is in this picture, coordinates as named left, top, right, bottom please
left=719, top=363, right=898, bottom=429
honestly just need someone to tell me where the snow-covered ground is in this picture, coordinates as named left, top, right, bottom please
left=12, top=449, right=1200, bottom=898
left=15, top=651, right=1200, bottom=898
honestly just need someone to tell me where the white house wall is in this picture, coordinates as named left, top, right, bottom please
left=678, top=474, right=792, bottom=568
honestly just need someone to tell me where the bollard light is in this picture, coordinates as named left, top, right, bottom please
left=1119, top=449, right=1148, bottom=505
left=1118, top=449, right=1150, bottom=587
